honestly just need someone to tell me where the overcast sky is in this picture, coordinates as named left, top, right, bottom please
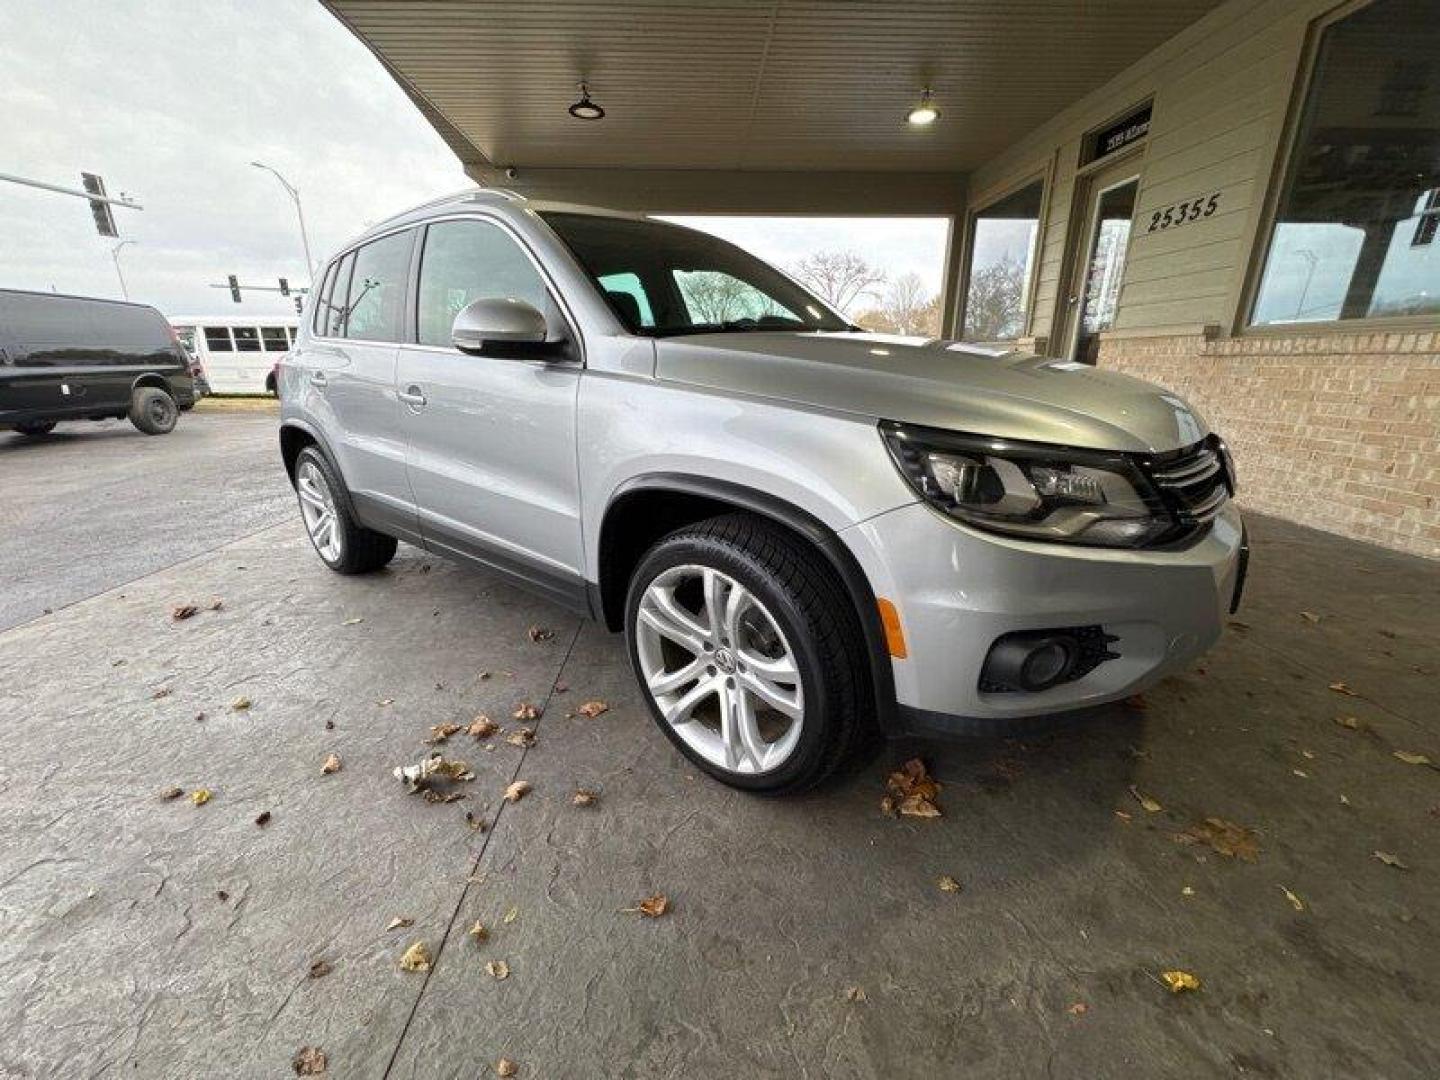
left=0, top=0, right=950, bottom=319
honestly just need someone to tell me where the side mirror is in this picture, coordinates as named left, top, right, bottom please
left=451, top=297, right=547, bottom=355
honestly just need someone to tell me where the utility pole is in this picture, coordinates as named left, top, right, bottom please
left=111, top=239, right=137, bottom=300
left=251, top=162, right=316, bottom=281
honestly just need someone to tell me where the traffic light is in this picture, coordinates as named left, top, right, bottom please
left=278, top=278, right=290, bottom=297
left=228, top=275, right=241, bottom=303
left=81, top=172, right=118, bottom=237
left=293, top=296, right=303, bottom=315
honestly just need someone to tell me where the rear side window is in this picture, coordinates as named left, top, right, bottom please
left=261, top=327, right=289, bottom=351
left=323, top=254, right=354, bottom=337
left=415, top=219, right=551, bottom=347
left=312, top=262, right=337, bottom=334
left=233, top=326, right=262, bottom=352
left=0, top=294, right=178, bottom=367
left=343, top=231, right=414, bottom=342
left=204, top=327, right=234, bottom=352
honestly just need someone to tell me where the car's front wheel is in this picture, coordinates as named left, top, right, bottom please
left=294, top=446, right=397, bottom=574
left=624, top=513, right=870, bottom=794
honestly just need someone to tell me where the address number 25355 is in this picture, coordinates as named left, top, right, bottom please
left=1146, top=192, right=1220, bottom=233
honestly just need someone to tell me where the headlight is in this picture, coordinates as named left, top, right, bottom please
left=880, top=420, right=1172, bottom=547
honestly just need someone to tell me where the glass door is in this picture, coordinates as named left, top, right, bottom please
left=1063, top=167, right=1139, bottom=364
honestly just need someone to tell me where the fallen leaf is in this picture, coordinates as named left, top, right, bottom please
left=1393, top=750, right=1432, bottom=766
left=208, top=598, right=224, bottom=611
left=217, top=890, right=230, bottom=902
left=255, top=810, right=271, bottom=826
left=376, top=698, right=394, bottom=707
left=467, top=716, right=499, bottom=738
left=844, top=985, right=867, bottom=1002
left=1068, top=1002, right=1088, bottom=1016
left=512, top=702, right=540, bottom=722
left=1181, top=885, right=1195, bottom=897
left=159, top=786, right=184, bottom=801
left=170, top=603, right=198, bottom=621
left=230, top=695, right=252, bottom=711
left=937, top=875, right=962, bottom=893
left=190, top=788, right=212, bottom=806
left=879, top=795, right=896, bottom=816
left=385, top=916, right=413, bottom=932
left=1281, top=886, right=1305, bottom=912
left=399, top=940, right=432, bottom=972
left=1293, top=769, right=1309, bottom=779
left=496, top=1058, right=517, bottom=1077
left=324, top=718, right=334, bottom=730
left=1373, top=850, right=1410, bottom=870
left=1328, top=681, right=1358, bottom=697
left=1160, top=969, right=1201, bottom=993
left=885, top=759, right=942, bottom=817
left=527, top=625, right=554, bottom=643
left=341, top=617, right=363, bottom=626
left=426, top=723, right=463, bottom=744
left=308, top=959, right=332, bottom=979
left=572, top=789, right=598, bottom=807
left=292, top=1046, right=327, bottom=1076
left=1129, top=785, right=1163, bottom=813
left=898, top=794, right=941, bottom=818
left=576, top=700, right=609, bottom=718
left=1228, top=620, right=1251, bottom=631
left=152, top=686, right=172, bottom=700
left=465, top=811, right=486, bottom=832
left=503, top=780, right=531, bottom=803
left=1183, top=817, right=1260, bottom=862
left=395, top=753, right=475, bottom=791
left=423, top=790, right=466, bottom=804
left=321, top=753, right=342, bottom=775
left=485, top=959, right=510, bottom=980
left=467, top=920, right=489, bottom=943
left=634, top=893, right=669, bottom=918
left=1113, top=810, right=1133, bottom=823
left=1335, top=715, right=1364, bottom=731
left=1299, top=611, right=1321, bottom=623
left=195, top=712, right=206, bottom=722
left=504, top=727, right=535, bottom=748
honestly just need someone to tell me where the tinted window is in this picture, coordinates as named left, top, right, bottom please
left=1251, top=0, right=1439, bottom=325
left=416, top=219, right=551, bottom=347
left=344, top=231, right=413, bottom=342
left=0, top=292, right=178, bottom=367
left=204, top=327, right=234, bottom=352
left=312, top=261, right=336, bottom=334
left=261, top=327, right=289, bottom=351
left=233, top=327, right=262, bottom=352
left=323, top=254, right=354, bottom=338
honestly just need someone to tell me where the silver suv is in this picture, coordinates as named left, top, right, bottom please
left=280, top=190, right=1246, bottom=794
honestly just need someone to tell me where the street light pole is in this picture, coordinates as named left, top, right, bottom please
left=111, top=239, right=137, bottom=300
left=251, top=161, right=315, bottom=282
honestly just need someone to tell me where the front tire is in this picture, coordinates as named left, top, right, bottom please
left=624, top=513, right=871, bottom=794
left=294, top=446, right=396, bottom=574
left=129, top=387, right=177, bottom=435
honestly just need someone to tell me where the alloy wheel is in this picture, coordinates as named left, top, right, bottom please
left=297, top=460, right=343, bottom=563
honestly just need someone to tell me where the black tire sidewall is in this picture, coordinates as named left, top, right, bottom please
left=624, top=529, right=841, bottom=793
left=130, top=388, right=177, bottom=435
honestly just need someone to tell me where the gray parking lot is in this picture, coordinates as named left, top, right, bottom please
left=1, top=410, right=1437, bottom=1078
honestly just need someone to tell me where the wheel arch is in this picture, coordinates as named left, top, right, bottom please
left=130, top=372, right=174, bottom=397
left=279, top=419, right=342, bottom=487
left=596, top=474, right=896, bottom=727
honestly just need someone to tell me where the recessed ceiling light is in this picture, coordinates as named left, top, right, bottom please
left=906, top=88, right=939, bottom=126
left=568, top=82, right=605, bottom=121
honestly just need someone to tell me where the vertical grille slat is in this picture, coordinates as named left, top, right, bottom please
left=1145, top=439, right=1230, bottom=532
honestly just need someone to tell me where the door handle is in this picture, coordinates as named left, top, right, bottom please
left=397, top=385, right=426, bottom=407
left=309, top=370, right=328, bottom=386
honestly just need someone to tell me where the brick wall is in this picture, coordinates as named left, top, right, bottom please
left=1099, top=330, right=1440, bottom=559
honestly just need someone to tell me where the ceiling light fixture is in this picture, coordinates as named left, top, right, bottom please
left=906, top=88, right=939, bottom=126
left=568, top=82, right=605, bottom=121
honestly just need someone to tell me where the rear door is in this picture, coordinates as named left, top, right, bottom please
left=395, top=216, right=584, bottom=604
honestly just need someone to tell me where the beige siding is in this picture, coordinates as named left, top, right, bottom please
left=966, top=0, right=1341, bottom=344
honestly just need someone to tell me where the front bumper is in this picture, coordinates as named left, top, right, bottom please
left=841, top=500, right=1245, bottom=728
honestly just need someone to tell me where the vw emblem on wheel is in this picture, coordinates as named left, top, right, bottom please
left=713, top=646, right=737, bottom=674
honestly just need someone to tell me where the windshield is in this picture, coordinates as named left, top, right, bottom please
left=539, top=212, right=851, bottom=336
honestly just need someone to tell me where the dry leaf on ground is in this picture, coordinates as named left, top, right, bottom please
left=1068, top=1002, right=1088, bottom=1016
left=879, top=795, right=896, bottom=816
left=426, top=723, right=463, bottom=744
left=512, top=703, right=540, bottom=722
left=190, top=789, right=212, bottom=806
left=152, top=686, right=172, bottom=699
left=341, top=616, right=363, bottom=626
left=423, top=790, right=466, bottom=804
left=1281, top=886, right=1305, bottom=912
left=467, top=716, right=499, bottom=738
left=395, top=753, right=476, bottom=791
left=292, top=1046, right=327, bottom=1076
left=1182, top=817, right=1259, bottom=862
left=937, top=875, right=962, bottom=893
left=1299, top=611, right=1321, bottom=623
left=1373, top=850, right=1410, bottom=870
left=1161, top=969, right=1201, bottom=993
left=1129, top=785, right=1163, bottom=813
left=899, top=795, right=941, bottom=818
left=321, top=753, right=342, bottom=775
left=1328, top=681, right=1358, bottom=697
left=885, top=758, right=942, bottom=817
left=308, top=959, right=332, bottom=979
left=467, top=920, right=489, bottom=943
left=385, top=916, right=413, bottom=932
left=159, top=786, right=184, bottom=801
left=506, top=728, right=536, bottom=748
left=632, top=894, right=669, bottom=918
left=572, top=789, right=598, bottom=807
left=527, top=625, right=554, bottom=643
left=1335, top=715, right=1364, bottom=731
left=496, top=1058, right=517, bottom=1077
left=255, top=811, right=271, bottom=826
left=503, top=780, right=531, bottom=803
left=208, top=598, right=224, bottom=611
left=1393, top=750, right=1433, bottom=766
left=230, top=695, right=252, bottom=711
left=844, top=985, right=867, bottom=1002
left=485, top=959, right=510, bottom=980
left=465, top=811, right=486, bottom=832
left=576, top=700, right=609, bottom=718
left=170, top=603, right=198, bottom=621
left=399, top=940, right=432, bottom=972
left=503, top=906, right=519, bottom=924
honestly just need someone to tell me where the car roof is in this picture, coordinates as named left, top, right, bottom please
left=349, top=188, right=643, bottom=247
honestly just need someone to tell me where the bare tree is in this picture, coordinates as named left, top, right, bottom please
left=676, top=271, right=752, bottom=324
left=962, top=254, right=1027, bottom=341
left=856, top=274, right=943, bottom=337
left=790, top=250, right=886, bottom=315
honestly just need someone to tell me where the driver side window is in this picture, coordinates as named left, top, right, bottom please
left=416, top=219, right=551, bottom=347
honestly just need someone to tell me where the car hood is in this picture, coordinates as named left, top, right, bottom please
left=653, top=331, right=1209, bottom=454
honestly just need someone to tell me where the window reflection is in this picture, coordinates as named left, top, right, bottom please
left=962, top=181, right=1043, bottom=342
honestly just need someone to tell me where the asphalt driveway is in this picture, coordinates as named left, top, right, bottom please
left=0, top=412, right=1436, bottom=1078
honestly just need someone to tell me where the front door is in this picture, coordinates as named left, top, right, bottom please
left=396, top=216, right=585, bottom=609
left=1061, top=163, right=1140, bottom=364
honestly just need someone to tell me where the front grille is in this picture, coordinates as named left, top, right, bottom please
left=1144, top=437, right=1231, bottom=533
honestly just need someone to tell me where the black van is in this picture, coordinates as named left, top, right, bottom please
left=0, top=289, right=196, bottom=437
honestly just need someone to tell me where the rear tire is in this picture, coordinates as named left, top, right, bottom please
left=624, top=513, right=871, bottom=795
left=129, top=387, right=178, bottom=435
left=14, top=421, right=57, bottom=437
left=294, top=446, right=397, bottom=574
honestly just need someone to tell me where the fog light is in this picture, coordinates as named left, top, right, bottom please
left=978, top=625, right=1120, bottom=694
left=1020, top=639, right=1075, bottom=689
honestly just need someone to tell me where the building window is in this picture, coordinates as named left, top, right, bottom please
left=961, top=180, right=1043, bottom=341
left=1251, top=0, right=1438, bottom=326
